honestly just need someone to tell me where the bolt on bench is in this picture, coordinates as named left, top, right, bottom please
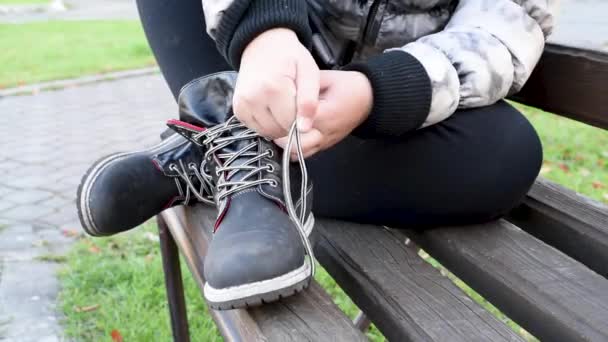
left=156, top=43, right=608, bottom=341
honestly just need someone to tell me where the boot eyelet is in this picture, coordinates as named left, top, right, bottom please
left=169, top=164, right=178, bottom=171
left=266, top=149, right=274, bottom=158
left=188, top=162, right=197, bottom=169
left=269, top=180, right=278, bottom=187
left=266, top=164, right=275, bottom=173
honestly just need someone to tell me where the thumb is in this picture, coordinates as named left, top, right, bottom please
left=295, top=56, right=320, bottom=132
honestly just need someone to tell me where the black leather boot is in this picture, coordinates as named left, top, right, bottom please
left=76, top=125, right=212, bottom=237
left=167, top=72, right=315, bottom=310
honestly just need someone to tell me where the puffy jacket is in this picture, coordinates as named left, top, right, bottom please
left=202, top=0, right=558, bottom=138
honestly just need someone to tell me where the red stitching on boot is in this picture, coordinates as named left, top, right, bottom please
left=213, top=198, right=231, bottom=233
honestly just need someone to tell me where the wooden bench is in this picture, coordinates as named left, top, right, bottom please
left=155, top=43, right=608, bottom=341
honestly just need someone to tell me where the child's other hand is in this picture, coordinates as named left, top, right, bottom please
left=234, top=28, right=319, bottom=139
left=275, top=70, right=372, bottom=159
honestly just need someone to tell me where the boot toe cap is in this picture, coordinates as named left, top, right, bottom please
left=78, top=154, right=175, bottom=235
left=204, top=229, right=306, bottom=289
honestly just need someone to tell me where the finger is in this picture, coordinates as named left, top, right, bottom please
left=234, top=82, right=283, bottom=138
left=295, top=56, right=320, bottom=132
left=274, top=129, right=323, bottom=157
left=268, top=77, right=297, bottom=132
left=318, top=70, right=338, bottom=89
left=249, top=106, right=285, bottom=138
left=233, top=92, right=256, bottom=130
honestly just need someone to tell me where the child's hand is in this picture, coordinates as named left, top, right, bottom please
left=275, top=70, right=373, bottom=159
left=234, top=28, right=319, bottom=139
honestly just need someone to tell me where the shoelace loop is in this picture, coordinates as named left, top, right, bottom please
left=169, top=160, right=215, bottom=205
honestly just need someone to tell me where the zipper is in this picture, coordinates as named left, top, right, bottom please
left=355, top=0, right=386, bottom=56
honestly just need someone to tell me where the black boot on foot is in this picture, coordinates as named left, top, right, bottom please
left=77, top=127, right=211, bottom=237
left=167, top=72, right=315, bottom=310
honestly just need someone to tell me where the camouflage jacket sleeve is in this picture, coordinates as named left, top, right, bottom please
left=202, top=0, right=312, bottom=68
left=399, top=0, right=558, bottom=127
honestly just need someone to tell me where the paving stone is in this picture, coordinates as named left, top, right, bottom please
left=37, top=196, right=73, bottom=212
left=0, top=205, right=55, bottom=222
left=5, top=174, right=49, bottom=188
left=41, top=206, right=79, bottom=227
left=0, top=72, right=175, bottom=341
left=0, top=200, right=17, bottom=212
left=0, top=185, right=18, bottom=197
left=2, top=189, right=53, bottom=205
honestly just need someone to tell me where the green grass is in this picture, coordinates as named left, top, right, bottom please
left=0, top=0, right=48, bottom=4
left=515, top=103, right=608, bottom=204
left=59, top=222, right=221, bottom=342
left=0, top=21, right=155, bottom=88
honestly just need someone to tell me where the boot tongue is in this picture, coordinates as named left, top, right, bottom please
left=178, top=72, right=237, bottom=127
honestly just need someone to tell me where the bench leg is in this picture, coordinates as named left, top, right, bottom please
left=353, top=311, right=371, bottom=332
left=157, top=215, right=191, bottom=342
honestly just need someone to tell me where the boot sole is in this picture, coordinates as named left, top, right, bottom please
left=204, top=258, right=312, bottom=310
left=204, top=214, right=316, bottom=310
left=76, top=134, right=182, bottom=236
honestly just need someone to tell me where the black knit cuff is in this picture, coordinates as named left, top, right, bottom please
left=342, top=50, right=432, bottom=138
left=214, top=0, right=312, bottom=69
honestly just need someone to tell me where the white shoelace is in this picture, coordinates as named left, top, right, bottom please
left=282, top=121, right=315, bottom=281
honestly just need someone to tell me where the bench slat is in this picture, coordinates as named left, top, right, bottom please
left=161, top=206, right=367, bottom=342
left=509, top=43, right=608, bottom=130
left=406, top=219, right=608, bottom=341
left=508, top=178, right=608, bottom=277
left=314, top=220, right=523, bottom=341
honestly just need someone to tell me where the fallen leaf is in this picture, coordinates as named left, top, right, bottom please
left=558, top=164, right=570, bottom=173
left=579, top=168, right=591, bottom=177
left=592, top=181, right=605, bottom=189
left=61, top=229, right=80, bottom=237
left=144, top=254, right=155, bottom=263
left=574, top=155, right=585, bottom=161
left=74, top=304, right=100, bottom=313
left=540, top=166, right=552, bottom=175
left=602, top=151, right=608, bottom=158
left=598, top=159, right=605, bottom=167
left=88, top=245, right=101, bottom=254
left=111, top=329, right=124, bottom=342
left=603, top=193, right=608, bottom=201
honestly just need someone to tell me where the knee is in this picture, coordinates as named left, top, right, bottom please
left=469, top=103, right=543, bottom=221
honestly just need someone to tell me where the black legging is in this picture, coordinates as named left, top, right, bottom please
left=136, top=0, right=542, bottom=228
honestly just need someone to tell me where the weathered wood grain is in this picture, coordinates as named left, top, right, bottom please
left=507, top=178, right=608, bottom=277
left=161, top=206, right=367, bottom=342
left=314, top=219, right=523, bottom=342
left=509, top=43, right=608, bottom=130
left=405, top=219, right=608, bottom=341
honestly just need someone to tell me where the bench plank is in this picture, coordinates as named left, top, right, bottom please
left=314, top=219, right=523, bottom=341
left=161, top=206, right=367, bottom=342
left=406, top=219, right=608, bottom=341
left=510, top=44, right=608, bottom=130
left=508, top=178, right=608, bottom=277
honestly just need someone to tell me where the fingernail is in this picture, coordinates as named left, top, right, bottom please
left=297, top=117, right=312, bottom=132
